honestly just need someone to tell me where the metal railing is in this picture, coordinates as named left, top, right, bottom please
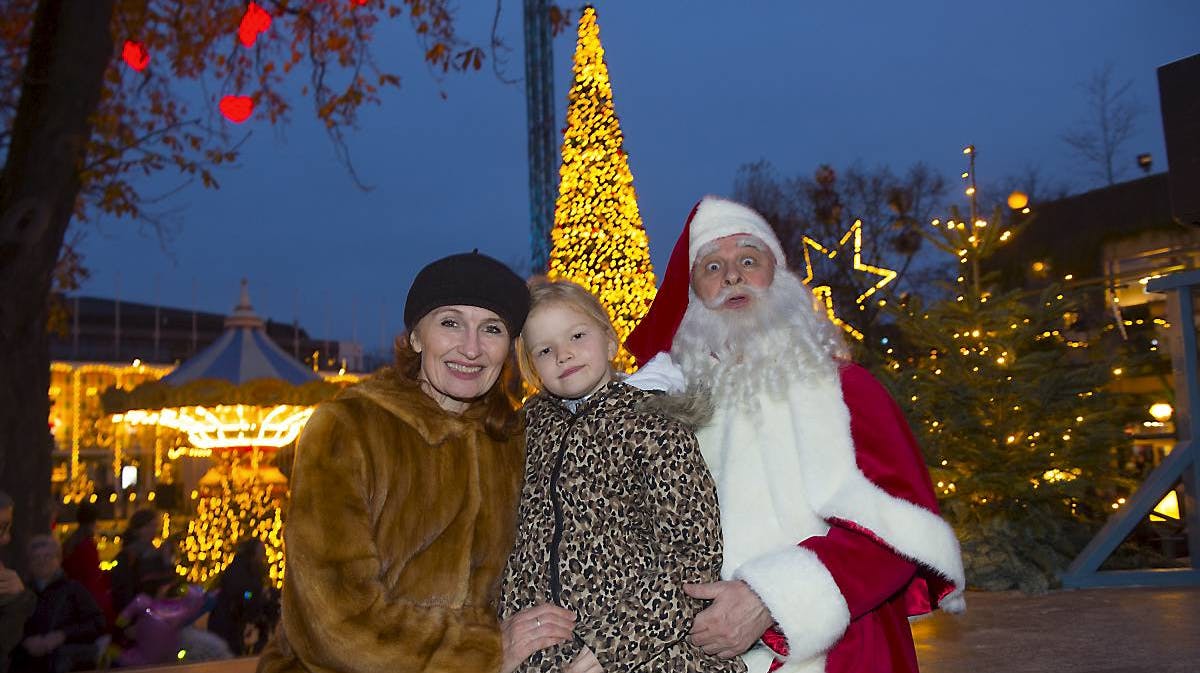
left=1062, top=268, right=1200, bottom=587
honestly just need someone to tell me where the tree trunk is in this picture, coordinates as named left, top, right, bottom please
left=0, top=0, right=115, bottom=571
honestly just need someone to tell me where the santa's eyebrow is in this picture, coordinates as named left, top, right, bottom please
left=694, top=235, right=768, bottom=264
left=735, top=236, right=767, bottom=252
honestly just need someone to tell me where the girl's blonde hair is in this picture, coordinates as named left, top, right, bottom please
left=517, top=277, right=619, bottom=392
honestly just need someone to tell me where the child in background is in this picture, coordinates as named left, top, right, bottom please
left=500, top=279, right=744, bottom=673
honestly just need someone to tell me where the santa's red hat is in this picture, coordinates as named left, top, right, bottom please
left=626, top=196, right=784, bottom=366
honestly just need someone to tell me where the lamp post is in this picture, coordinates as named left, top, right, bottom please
left=1150, top=402, right=1174, bottom=423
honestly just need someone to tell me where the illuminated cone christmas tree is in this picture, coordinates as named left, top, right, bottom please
left=183, top=466, right=286, bottom=588
left=547, top=5, right=655, bottom=372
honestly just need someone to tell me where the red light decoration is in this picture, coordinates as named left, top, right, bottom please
left=238, top=2, right=272, bottom=48
left=219, top=96, right=254, bottom=123
left=122, top=40, right=150, bottom=72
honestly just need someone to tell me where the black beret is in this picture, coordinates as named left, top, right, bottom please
left=404, top=252, right=531, bottom=334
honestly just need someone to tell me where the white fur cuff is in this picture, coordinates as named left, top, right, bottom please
left=734, top=546, right=850, bottom=663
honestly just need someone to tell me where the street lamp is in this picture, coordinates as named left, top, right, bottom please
left=1149, top=402, right=1173, bottom=423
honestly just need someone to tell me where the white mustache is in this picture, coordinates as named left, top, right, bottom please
left=701, top=283, right=764, bottom=310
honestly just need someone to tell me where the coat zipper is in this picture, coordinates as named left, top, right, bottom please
left=548, top=408, right=585, bottom=605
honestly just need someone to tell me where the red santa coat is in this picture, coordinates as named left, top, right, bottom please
left=754, top=363, right=960, bottom=672
left=685, top=361, right=964, bottom=673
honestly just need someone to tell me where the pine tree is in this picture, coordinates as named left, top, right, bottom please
left=881, top=199, right=1138, bottom=592
left=547, top=5, right=655, bottom=372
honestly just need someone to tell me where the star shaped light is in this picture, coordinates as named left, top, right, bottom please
left=800, top=219, right=898, bottom=340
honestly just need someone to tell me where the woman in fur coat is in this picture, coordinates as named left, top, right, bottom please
left=257, top=252, right=531, bottom=673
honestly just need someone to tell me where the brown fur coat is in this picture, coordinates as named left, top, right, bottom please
left=258, top=369, right=525, bottom=673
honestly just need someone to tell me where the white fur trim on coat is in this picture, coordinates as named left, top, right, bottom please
left=734, top=545, right=848, bottom=669
left=782, top=378, right=966, bottom=612
left=624, top=352, right=686, bottom=394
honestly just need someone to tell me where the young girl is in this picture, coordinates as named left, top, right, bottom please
left=500, top=279, right=745, bottom=673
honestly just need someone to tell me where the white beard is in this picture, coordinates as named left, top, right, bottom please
left=672, top=270, right=847, bottom=408
left=676, top=266, right=844, bottom=403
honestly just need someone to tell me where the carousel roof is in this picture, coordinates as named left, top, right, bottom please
left=162, top=280, right=318, bottom=387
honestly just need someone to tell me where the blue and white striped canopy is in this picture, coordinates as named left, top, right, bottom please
left=162, top=281, right=318, bottom=387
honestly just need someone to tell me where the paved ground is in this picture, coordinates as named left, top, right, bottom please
left=913, top=587, right=1200, bottom=673
left=108, top=587, right=1200, bottom=672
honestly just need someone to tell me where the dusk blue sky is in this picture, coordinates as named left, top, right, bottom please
left=76, top=1, right=1200, bottom=354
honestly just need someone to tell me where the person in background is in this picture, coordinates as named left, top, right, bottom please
left=0, top=490, right=36, bottom=673
left=209, top=538, right=274, bottom=655
left=11, top=535, right=105, bottom=673
left=108, top=509, right=164, bottom=614
left=114, top=577, right=231, bottom=666
left=61, top=501, right=113, bottom=626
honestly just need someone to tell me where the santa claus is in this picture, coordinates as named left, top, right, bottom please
left=625, top=196, right=966, bottom=673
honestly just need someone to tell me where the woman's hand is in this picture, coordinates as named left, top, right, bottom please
left=0, top=565, right=24, bottom=596
left=500, top=603, right=576, bottom=673
left=565, top=646, right=603, bottom=673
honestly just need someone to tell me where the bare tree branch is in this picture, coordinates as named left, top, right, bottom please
left=490, top=0, right=518, bottom=84
left=1061, top=63, right=1140, bottom=186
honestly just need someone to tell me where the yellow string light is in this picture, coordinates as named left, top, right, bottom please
left=50, top=361, right=171, bottom=503
left=118, top=404, right=313, bottom=450
left=181, top=465, right=286, bottom=588
left=800, top=219, right=898, bottom=340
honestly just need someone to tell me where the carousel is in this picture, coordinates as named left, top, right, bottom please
left=103, top=281, right=353, bottom=586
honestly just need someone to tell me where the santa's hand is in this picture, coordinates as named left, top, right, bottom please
left=565, top=646, right=603, bottom=673
left=43, top=630, right=66, bottom=650
left=500, top=603, right=575, bottom=673
left=22, top=635, right=48, bottom=657
left=685, top=580, right=774, bottom=659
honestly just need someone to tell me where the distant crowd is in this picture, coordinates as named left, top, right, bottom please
left=0, top=491, right=278, bottom=672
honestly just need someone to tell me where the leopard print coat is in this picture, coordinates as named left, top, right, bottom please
left=501, top=381, right=746, bottom=673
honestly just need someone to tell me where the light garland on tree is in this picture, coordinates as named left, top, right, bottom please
left=181, top=462, right=286, bottom=588
left=883, top=147, right=1138, bottom=538
left=800, top=219, right=898, bottom=341
left=546, top=5, right=655, bottom=372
